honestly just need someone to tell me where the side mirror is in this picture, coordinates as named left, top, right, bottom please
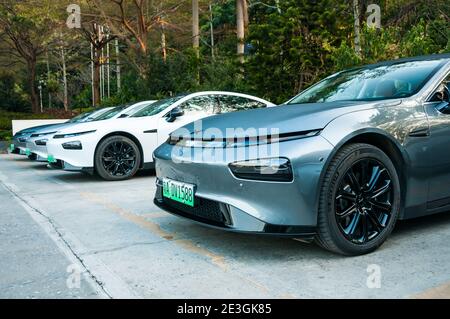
left=166, top=107, right=184, bottom=122
left=118, top=114, right=129, bottom=118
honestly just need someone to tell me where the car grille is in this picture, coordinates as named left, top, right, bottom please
left=18, top=138, right=27, bottom=143
left=162, top=196, right=227, bottom=225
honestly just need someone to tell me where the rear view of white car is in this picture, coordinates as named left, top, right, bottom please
left=46, top=91, right=274, bottom=181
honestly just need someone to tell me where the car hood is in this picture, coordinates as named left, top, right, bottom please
left=32, top=122, right=78, bottom=135
left=54, top=116, right=159, bottom=134
left=172, top=100, right=381, bottom=138
left=16, top=123, right=63, bottom=136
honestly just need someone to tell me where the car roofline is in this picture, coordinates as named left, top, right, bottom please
left=183, top=91, right=274, bottom=106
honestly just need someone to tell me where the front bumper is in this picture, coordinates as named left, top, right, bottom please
left=153, top=135, right=334, bottom=236
left=12, top=136, right=30, bottom=155
left=26, top=140, right=49, bottom=162
left=46, top=135, right=97, bottom=170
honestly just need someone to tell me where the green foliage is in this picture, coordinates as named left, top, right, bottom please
left=244, top=0, right=353, bottom=103
left=331, top=42, right=361, bottom=71
left=0, top=73, right=29, bottom=112
left=72, top=86, right=93, bottom=109
left=2, top=0, right=450, bottom=112
left=0, top=130, right=12, bottom=141
left=0, top=111, right=57, bottom=131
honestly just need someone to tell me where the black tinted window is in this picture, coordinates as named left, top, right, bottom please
left=430, top=75, right=450, bottom=107
left=218, top=95, right=267, bottom=113
left=179, top=95, right=218, bottom=115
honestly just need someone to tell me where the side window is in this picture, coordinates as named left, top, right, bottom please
left=429, top=75, right=450, bottom=114
left=178, top=95, right=218, bottom=115
left=218, top=95, right=267, bottom=114
left=429, top=75, right=450, bottom=103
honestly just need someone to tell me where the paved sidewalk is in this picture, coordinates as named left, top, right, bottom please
left=0, top=182, right=101, bottom=299
left=1, top=153, right=450, bottom=299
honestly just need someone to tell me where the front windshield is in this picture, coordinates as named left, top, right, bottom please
left=94, top=105, right=129, bottom=121
left=131, top=95, right=186, bottom=117
left=68, top=111, right=94, bottom=123
left=125, top=101, right=156, bottom=116
left=83, top=107, right=113, bottom=122
left=288, top=59, right=445, bottom=104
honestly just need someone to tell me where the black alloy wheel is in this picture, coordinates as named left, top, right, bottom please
left=102, top=141, right=136, bottom=176
left=95, top=136, right=141, bottom=181
left=316, top=143, right=401, bottom=256
left=335, top=159, right=393, bottom=244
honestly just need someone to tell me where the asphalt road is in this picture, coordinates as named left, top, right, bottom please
left=1, top=153, right=450, bottom=299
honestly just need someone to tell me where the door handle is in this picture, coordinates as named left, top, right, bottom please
left=408, top=127, right=430, bottom=137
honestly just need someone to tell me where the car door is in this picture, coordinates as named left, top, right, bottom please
left=423, top=73, right=450, bottom=209
left=156, top=95, right=218, bottom=145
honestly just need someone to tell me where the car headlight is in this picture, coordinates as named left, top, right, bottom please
left=229, top=157, right=293, bottom=182
left=35, top=139, right=48, bottom=146
left=53, top=130, right=96, bottom=139
left=62, top=141, right=82, bottom=150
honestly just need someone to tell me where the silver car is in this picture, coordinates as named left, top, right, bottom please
left=11, top=107, right=113, bottom=157
left=153, top=54, right=450, bottom=255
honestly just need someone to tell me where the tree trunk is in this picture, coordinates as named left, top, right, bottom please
left=209, top=2, right=215, bottom=60
left=28, top=59, right=39, bottom=113
left=46, top=50, right=52, bottom=108
left=236, top=0, right=245, bottom=63
left=161, top=26, right=167, bottom=63
left=61, top=48, right=69, bottom=111
left=115, top=39, right=121, bottom=93
left=353, top=0, right=362, bottom=57
left=93, top=48, right=101, bottom=107
left=242, top=0, right=249, bottom=29
left=192, top=0, right=200, bottom=57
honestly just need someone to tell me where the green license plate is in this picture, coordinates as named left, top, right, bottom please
left=162, top=178, right=195, bottom=207
left=25, top=148, right=31, bottom=156
left=47, top=154, right=56, bottom=163
left=9, top=144, right=14, bottom=152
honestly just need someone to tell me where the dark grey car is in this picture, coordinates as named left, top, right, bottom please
left=153, top=54, right=450, bottom=255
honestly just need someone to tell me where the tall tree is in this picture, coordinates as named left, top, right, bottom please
left=246, top=0, right=352, bottom=103
left=92, top=0, right=183, bottom=77
left=236, top=0, right=245, bottom=63
left=353, top=0, right=362, bottom=56
left=80, top=22, right=116, bottom=106
left=192, top=0, right=200, bottom=56
left=0, top=0, right=60, bottom=113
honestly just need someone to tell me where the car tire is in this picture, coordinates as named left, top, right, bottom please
left=315, top=143, right=401, bottom=256
left=94, top=135, right=141, bottom=181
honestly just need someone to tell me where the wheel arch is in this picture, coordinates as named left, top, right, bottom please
left=318, top=128, right=410, bottom=219
left=94, top=131, right=145, bottom=170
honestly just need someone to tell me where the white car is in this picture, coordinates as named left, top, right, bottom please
left=46, top=91, right=275, bottom=180
left=23, top=107, right=114, bottom=161
left=26, top=101, right=156, bottom=162
left=14, top=107, right=113, bottom=156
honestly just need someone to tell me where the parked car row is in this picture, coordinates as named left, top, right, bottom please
left=9, top=54, right=450, bottom=256
left=11, top=92, right=274, bottom=180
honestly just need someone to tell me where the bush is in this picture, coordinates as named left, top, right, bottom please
left=0, top=110, right=78, bottom=141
